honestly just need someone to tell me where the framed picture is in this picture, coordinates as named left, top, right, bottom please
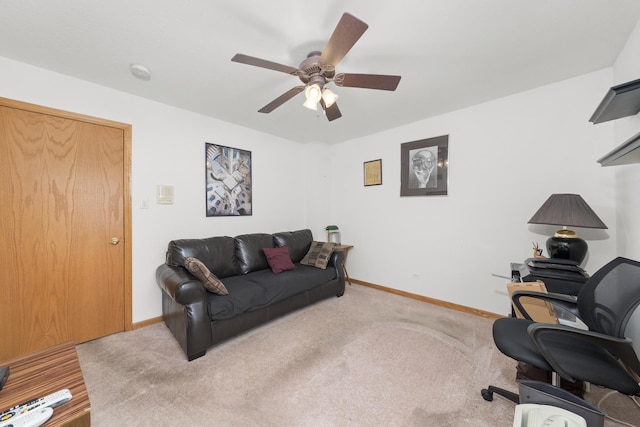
left=205, top=143, right=252, bottom=216
left=400, top=135, right=448, bottom=197
left=363, top=159, right=382, bottom=186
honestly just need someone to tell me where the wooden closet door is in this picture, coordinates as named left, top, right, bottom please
left=0, top=103, right=129, bottom=360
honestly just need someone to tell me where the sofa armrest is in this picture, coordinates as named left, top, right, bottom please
left=329, top=250, right=346, bottom=296
left=329, top=249, right=344, bottom=268
left=156, top=264, right=206, bottom=305
left=156, top=264, right=212, bottom=360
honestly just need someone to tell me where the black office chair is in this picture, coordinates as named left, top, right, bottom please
left=482, top=256, right=640, bottom=403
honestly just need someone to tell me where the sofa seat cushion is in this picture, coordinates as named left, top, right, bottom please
left=207, top=264, right=337, bottom=320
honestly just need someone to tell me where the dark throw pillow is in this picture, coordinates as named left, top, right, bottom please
left=300, top=241, right=336, bottom=269
left=184, top=257, right=228, bottom=295
left=262, top=246, right=296, bottom=274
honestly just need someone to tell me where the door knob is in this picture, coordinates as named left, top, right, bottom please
left=110, top=237, right=120, bottom=245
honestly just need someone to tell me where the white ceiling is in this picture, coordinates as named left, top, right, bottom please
left=1, top=0, right=640, bottom=143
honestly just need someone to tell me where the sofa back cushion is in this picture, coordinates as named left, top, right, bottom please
left=272, top=229, right=313, bottom=263
left=235, top=233, right=274, bottom=274
left=166, top=236, right=241, bottom=278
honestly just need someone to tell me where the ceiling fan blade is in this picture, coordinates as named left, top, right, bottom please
left=320, top=99, right=342, bottom=121
left=334, top=73, right=401, bottom=91
left=258, top=86, right=305, bottom=113
left=319, top=13, right=368, bottom=68
left=232, top=53, right=300, bottom=75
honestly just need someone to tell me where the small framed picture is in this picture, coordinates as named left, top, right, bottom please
left=400, top=135, right=448, bottom=197
left=363, top=159, right=382, bottom=186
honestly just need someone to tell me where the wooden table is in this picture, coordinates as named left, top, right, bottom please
left=334, top=244, right=354, bottom=285
left=0, top=342, right=91, bottom=426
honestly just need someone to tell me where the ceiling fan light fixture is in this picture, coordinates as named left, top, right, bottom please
left=231, top=13, right=399, bottom=121
left=304, top=83, right=323, bottom=103
left=303, top=97, right=318, bottom=111
left=303, top=81, right=324, bottom=110
left=321, top=88, right=338, bottom=108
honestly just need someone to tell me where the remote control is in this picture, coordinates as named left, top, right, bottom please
left=0, top=407, right=52, bottom=427
left=0, top=389, right=71, bottom=423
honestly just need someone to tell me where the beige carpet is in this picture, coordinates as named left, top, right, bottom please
left=75, top=284, right=639, bottom=426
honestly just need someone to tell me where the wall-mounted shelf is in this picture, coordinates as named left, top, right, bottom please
left=597, top=129, right=640, bottom=166
left=591, top=77, right=640, bottom=166
left=590, top=78, right=640, bottom=124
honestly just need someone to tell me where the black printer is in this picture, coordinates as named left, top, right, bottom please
left=511, top=258, right=589, bottom=296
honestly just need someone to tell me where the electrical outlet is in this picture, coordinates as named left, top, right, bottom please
left=411, top=273, right=420, bottom=279
left=141, top=199, right=149, bottom=209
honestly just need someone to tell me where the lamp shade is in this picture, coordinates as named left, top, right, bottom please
left=528, top=194, right=606, bottom=264
left=528, top=194, right=607, bottom=229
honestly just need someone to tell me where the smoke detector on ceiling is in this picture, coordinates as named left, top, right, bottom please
left=130, top=63, right=151, bottom=81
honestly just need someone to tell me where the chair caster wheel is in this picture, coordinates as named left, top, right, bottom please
left=481, top=388, right=494, bottom=401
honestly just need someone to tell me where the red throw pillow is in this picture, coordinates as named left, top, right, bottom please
left=263, top=246, right=296, bottom=274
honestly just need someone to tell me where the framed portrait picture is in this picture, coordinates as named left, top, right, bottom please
left=363, top=159, right=382, bottom=186
left=205, top=143, right=252, bottom=216
left=400, top=135, right=448, bottom=197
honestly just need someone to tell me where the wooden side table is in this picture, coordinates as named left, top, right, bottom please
left=0, top=342, right=91, bottom=426
left=334, top=244, right=354, bottom=285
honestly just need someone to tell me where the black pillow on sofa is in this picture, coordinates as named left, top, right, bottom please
left=273, top=229, right=313, bottom=263
left=167, top=236, right=240, bottom=278
left=235, top=233, right=274, bottom=274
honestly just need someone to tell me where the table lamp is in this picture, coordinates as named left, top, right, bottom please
left=325, top=225, right=341, bottom=244
left=528, top=194, right=607, bottom=264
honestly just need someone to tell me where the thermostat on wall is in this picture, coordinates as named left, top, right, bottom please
left=156, top=185, right=174, bottom=204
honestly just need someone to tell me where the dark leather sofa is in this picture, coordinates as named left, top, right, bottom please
left=156, top=229, right=345, bottom=361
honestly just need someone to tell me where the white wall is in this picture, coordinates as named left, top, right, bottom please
left=0, top=56, right=331, bottom=322
left=612, top=19, right=640, bottom=260
left=0, top=54, right=625, bottom=322
left=328, top=70, right=617, bottom=316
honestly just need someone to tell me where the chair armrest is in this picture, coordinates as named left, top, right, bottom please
left=511, top=290, right=579, bottom=321
left=156, top=264, right=206, bottom=305
left=528, top=323, right=640, bottom=381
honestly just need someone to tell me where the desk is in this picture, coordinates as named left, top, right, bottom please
left=0, top=342, right=91, bottom=426
left=334, top=244, right=354, bottom=285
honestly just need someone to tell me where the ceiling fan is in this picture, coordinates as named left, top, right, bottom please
left=231, top=12, right=401, bottom=121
